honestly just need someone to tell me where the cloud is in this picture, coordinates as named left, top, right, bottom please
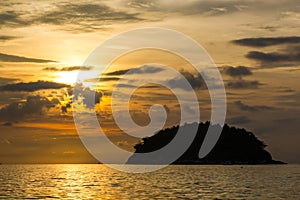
left=35, top=2, right=143, bottom=32
left=246, top=49, right=300, bottom=63
left=222, top=66, right=252, bottom=78
left=61, top=66, right=93, bottom=71
left=61, top=103, right=71, bottom=114
left=140, top=84, right=162, bottom=89
left=166, top=70, right=206, bottom=91
left=226, top=80, right=261, bottom=89
left=232, top=36, right=300, bottom=47
left=234, top=101, right=273, bottom=112
left=0, top=10, right=28, bottom=28
left=104, top=69, right=130, bottom=76
left=232, top=36, right=300, bottom=67
left=0, top=81, right=69, bottom=92
left=104, top=65, right=165, bottom=76
left=71, top=83, right=102, bottom=109
left=115, top=83, right=136, bottom=88
left=126, top=0, right=300, bottom=17
left=0, top=2, right=143, bottom=33
left=96, top=65, right=166, bottom=87
left=227, top=116, right=251, bottom=125
left=43, top=66, right=93, bottom=71
left=127, top=0, right=157, bottom=9
left=0, top=95, right=60, bottom=121
left=0, top=77, right=18, bottom=86
left=0, top=35, right=19, bottom=41
left=125, top=0, right=248, bottom=15
left=0, top=53, right=56, bottom=63
left=43, top=67, right=59, bottom=71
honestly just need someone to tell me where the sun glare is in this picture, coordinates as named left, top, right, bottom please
left=54, top=71, right=79, bottom=84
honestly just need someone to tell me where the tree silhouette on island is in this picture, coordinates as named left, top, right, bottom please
left=127, top=122, right=286, bottom=165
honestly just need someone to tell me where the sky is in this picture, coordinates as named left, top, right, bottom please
left=0, top=0, right=299, bottom=164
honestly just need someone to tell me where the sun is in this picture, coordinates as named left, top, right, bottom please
left=54, top=71, right=79, bottom=85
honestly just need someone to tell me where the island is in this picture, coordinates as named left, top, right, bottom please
left=127, top=122, right=286, bottom=165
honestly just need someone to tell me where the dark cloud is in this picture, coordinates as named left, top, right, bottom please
left=0, top=2, right=143, bottom=33
left=0, top=53, right=56, bottom=63
left=0, top=95, right=60, bottom=121
left=0, top=81, right=69, bottom=92
left=246, top=50, right=300, bottom=63
left=0, top=35, right=19, bottom=41
left=232, top=36, right=300, bottom=67
left=227, top=116, right=251, bottom=125
left=61, top=103, right=71, bottom=114
left=99, top=77, right=120, bottom=82
left=127, top=0, right=157, bottom=10
left=126, top=0, right=300, bottom=17
left=232, top=36, right=300, bottom=47
left=166, top=71, right=206, bottom=91
left=126, top=0, right=248, bottom=15
left=0, top=10, right=28, bottom=28
left=104, top=65, right=164, bottom=76
left=234, top=101, right=273, bottom=112
left=275, top=92, right=300, bottom=107
left=104, top=69, right=130, bottom=76
left=35, top=3, right=143, bottom=32
left=222, top=66, right=252, bottom=78
left=43, top=66, right=93, bottom=71
left=140, top=84, right=162, bottom=89
left=226, top=80, right=261, bottom=89
left=71, top=83, right=102, bottom=109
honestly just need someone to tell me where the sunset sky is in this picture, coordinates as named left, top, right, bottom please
left=0, top=0, right=299, bottom=164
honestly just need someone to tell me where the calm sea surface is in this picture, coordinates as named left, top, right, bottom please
left=0, top=164, right=299, bottom=199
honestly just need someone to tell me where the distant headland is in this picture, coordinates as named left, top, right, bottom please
left=127, top=122, right=286, bottom=165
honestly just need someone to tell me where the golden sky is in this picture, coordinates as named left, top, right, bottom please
left=0, top=0, right=300, bottom=164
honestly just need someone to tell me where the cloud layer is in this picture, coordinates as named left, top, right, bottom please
left=0, top=95, right=59, bottom=121
left=166, top=71, right=206, bottom=91
left=234, top=101, right=273, bottom=112
left=0, top=81, right=69, bottom=92
left=226, top=80, right=261, bottom=89
left=104, top=65, right=165, bottom=76
left=232, top=36, right=300, bottom=47
left=232, top=36, right=300, bottom=68
left=246, top=49, right=300, bottom=63
left=0, top=2, right=143, bottom=33
left=223, top=66, right=252, bottom=78
left=0, top=53, right=56, bottom=63
left=0, top=35, right=19, bottom=41
left=43, top=66, right=93, bottom=72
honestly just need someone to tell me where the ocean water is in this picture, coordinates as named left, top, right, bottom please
left=0, top=164, right=299, bottom=199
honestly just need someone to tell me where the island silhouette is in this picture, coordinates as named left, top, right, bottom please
left=127, top=122, right=286, bottom=165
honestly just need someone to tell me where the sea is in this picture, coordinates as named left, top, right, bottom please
left=0, top=164, right=299, bottom=199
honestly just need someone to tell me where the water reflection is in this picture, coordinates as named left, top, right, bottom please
left=0, top=164, right=299, bottom=199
